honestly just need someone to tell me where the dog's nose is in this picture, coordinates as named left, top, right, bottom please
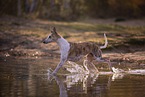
left=43, top=41, right=46, bottom=44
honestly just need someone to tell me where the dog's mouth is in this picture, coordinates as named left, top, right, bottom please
left=43, top=41, right=48, bottom=44
left=43, top=40, right=53, bottom=44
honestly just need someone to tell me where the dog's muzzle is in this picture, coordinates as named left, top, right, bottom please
left=43, top=41, right=47, bottom=44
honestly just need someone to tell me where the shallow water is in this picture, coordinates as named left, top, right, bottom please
left=0, top=57, right=145, bottom=97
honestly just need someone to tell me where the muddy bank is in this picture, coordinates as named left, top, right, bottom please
left=0, top=17, right=145, bottom=64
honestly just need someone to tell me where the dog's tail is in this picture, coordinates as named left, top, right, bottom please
left=100, top=33, right=108, bottom=49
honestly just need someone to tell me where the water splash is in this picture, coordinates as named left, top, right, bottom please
left=112, top=67, right=145, bottom=75
left=46, top=61, right=145, bottom=96
left=47, top=60, right=145, bottom=76
left=64, top=61, right=90, bottom=74
left=47, top=61, right=145, bottom=93
left=65, top=60, right=145, bottom=75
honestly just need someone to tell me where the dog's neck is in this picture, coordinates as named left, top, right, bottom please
left=56, top=36, right=70, bottom=55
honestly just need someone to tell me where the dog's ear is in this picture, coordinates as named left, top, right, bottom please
left=53, top=27, right=56, bottom=33
left=50, top=27, right=57, bottom=34
left=53, top=27, right=58, bottom=34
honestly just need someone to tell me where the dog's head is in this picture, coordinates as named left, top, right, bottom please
left=43, top=27, right=60, bottom=44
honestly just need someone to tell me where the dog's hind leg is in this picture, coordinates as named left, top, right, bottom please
left=95, top=57, right=113, bottom=72
left=85, top=53, right=99, bottom=73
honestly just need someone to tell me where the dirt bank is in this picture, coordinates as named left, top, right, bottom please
left=0, top=17, right=145, bottom=64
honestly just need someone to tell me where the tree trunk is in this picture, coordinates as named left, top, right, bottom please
left=25, top=0, right=29, bottom=13
left=64, top=0, right=69, bottom=9
left=17, top=0, right=21, bottom=16
left=29, top=0, right=38, bottom=13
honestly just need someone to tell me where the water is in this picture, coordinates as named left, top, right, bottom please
left=0, top=57, right=145, bottom=97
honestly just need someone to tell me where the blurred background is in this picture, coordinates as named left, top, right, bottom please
left=0, top=0, right=145, bottom=20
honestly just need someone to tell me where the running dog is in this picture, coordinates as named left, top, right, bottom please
left=43, top=27, right=112, bottom=75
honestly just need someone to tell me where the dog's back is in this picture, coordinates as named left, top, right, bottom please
left=68, top=42, right=102, bottom=60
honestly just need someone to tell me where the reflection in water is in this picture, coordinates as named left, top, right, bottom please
left=50, top=60, right=145, bottom=97
left=49, top=71, right=125, bottom=97
left=1, top=57, right=145, bottom=97
left=52, top=75, right=68, bottom=97
left=65, top=73, right=112, bottom=95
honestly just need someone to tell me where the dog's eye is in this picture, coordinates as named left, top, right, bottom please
left=49, top=36, right=51, bottom=38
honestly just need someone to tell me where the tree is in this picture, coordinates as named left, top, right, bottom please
left=29, top=0, right=38, bottom=13
left=17, top=0, right=21, bottom=16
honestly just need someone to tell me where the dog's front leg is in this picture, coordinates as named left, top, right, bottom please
left=52, top=58, right=67, bottom=75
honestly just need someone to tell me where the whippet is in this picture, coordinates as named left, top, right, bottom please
left=43, top=27, right=113, bottom=75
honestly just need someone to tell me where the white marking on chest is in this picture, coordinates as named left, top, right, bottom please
left=56, top=37, right=70, bottom=59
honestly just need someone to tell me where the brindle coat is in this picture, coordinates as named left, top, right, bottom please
left=68, top=42, right=102, bottom=62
